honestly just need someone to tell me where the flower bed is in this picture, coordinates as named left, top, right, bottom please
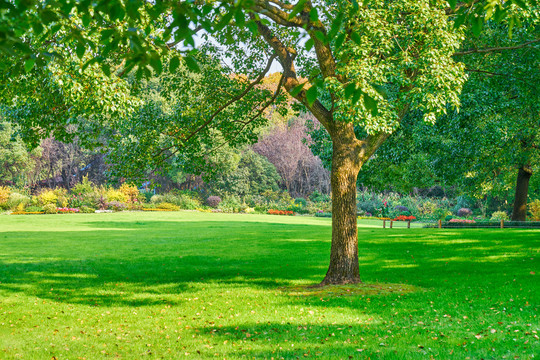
left=449, top=218, right=475, bottom=224
left=393, top=215, right=416, bottom=221
left=57, top=207, right=80, bottom=213
left=268, top=209, right=294, bottom=216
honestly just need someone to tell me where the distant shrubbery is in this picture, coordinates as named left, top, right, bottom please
left=2, top=178, right=539, bottom=222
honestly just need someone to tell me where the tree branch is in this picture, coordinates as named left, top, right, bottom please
left=252, top=0, right=307, bottom=27
left=153, top=53, right=278, bottom=158
left=251, top=16, right=333, bottom=131
left=454, top=39, right=540, bottom=56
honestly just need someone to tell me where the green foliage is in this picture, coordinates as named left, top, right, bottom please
left=218, top=196, right=244, bottom=213
left=38, top=189, right=58, bottom=206
left=294, top=197, right=307, bottom=207
left=0, top=121, right=35, bottom=185
left=529, top=200, right=540, bottom=220
left=309, top=191, right=330, bottom=203
left=72, top=176, right=95, bottom=196
left=6, top=192, right=31, bottom=211
left=42, top=203, right=57, bottom=214
left=79, top=206, right=96, bottom=214
left=204, top=149, right=282, bottom=198
left=490, top=211, right=509, bottom=221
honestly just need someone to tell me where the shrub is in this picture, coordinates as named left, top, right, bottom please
left=206, top=196, right=222, bottom=208
left=119, top=183, right=140, bottom=203
left=141, top=191, right=154, bottom=203
left=176, top=194, right=201, bottom=210
left=452, top=195, right=473, bottom=214
left=309, top=191, right=330, bottom=203
left=457, top=208, right=473, bottom=217
left=314, top=211, right=332, bottom=217
left=219, top=196, right=242, bottom=213
left=80, top=206, right=96, bottom=213
left=394, top=205, right=410, bottom=213
left=418, top=201, right=438, bottom=216
left=490, top=211, right=509, bottom=221
left=53, top=188, right=69, bottom=207
left=38, top=189, right=58, bottom=205
left=357, top=199, right=381, bottom=216
left=150, top=194, right=164, bottom=204
left=26, top=205, right=43, bottom=213
left=157, top=202, right=180, bottom=211
left=42, top=203, right=58, bottom=214
left=0, top=186, right=11, bottom=208
left=107, top=189, right=128, bottom=203
left=108, top=201, right=127, bottom=211
left=288, top=202, right=309, bottom=214
left=6, top=192, right=30, bottom=210
left=294, top=197, right=307, bottom=207
left=529, top=200, right=540, bottom=221
left=72, top=176, right=95, bottom=195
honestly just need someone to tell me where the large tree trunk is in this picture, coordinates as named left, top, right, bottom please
left=511, top=165, right=532, bottom=221
left=320, top=128, right=362, bottom=286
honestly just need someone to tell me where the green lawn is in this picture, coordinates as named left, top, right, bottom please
left=0, top=212, right=538, bottom=359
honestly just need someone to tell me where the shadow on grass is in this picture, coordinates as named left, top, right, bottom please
left=0, top=219, right=538, bottom=308
left=0, top=220, right=333, bottom=307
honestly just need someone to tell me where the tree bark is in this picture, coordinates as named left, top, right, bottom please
left=511, top=165, right=533, bottom=221
left=320, top=124, right=362, bottom=285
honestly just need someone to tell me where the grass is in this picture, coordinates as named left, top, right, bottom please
left=0, top=212, right=538, bottom=359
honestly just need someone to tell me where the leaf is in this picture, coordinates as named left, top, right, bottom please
left=290, top=83, right=305, bottom=97
left=351, top=88, right=363, bottom=105
left=184, top=55, right=200, bottom=73
left=309, top=8, right=318, bottom=22
left=101, top=63, right=111, bottom=77
left=334, top=33, right=346, bottom=49
left=234, top=9, right=246, bottom=26
left=149, top=57, right=163, bottom=75
left=364, top=94, right=379, bottom=116
left=305, top=38, right=314, bottom=51
left=169, top=56, right=180, bottom=73
left=305, top=85, right=318, bottom=106
left=511, top=0, right=528, bottom=10
left=82, top=14, right=92, bottom=27
left=472, top=16, right=483, bottom=37
left=344, top=83, right=357, bottom=98
left=76, top=43, right=86, bottom=59
left=371, top=84, right=388, bottom=99
left=24, top=58, right=35, bottom=73
left=448, top=0, right=457, bottom=9
left=313, top=30, right=327, bottom=43
left=350, top=31, right=362, bottom=45
left=288, top=0, right=307, bottom=19
left=328, top=13, right=343, bottom=39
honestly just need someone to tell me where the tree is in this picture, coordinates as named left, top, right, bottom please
left=1, top=0, right=538, bottom=285
left=0, top=120, right=34, bottom=185
left=253, top=115, right=330, bottom=197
